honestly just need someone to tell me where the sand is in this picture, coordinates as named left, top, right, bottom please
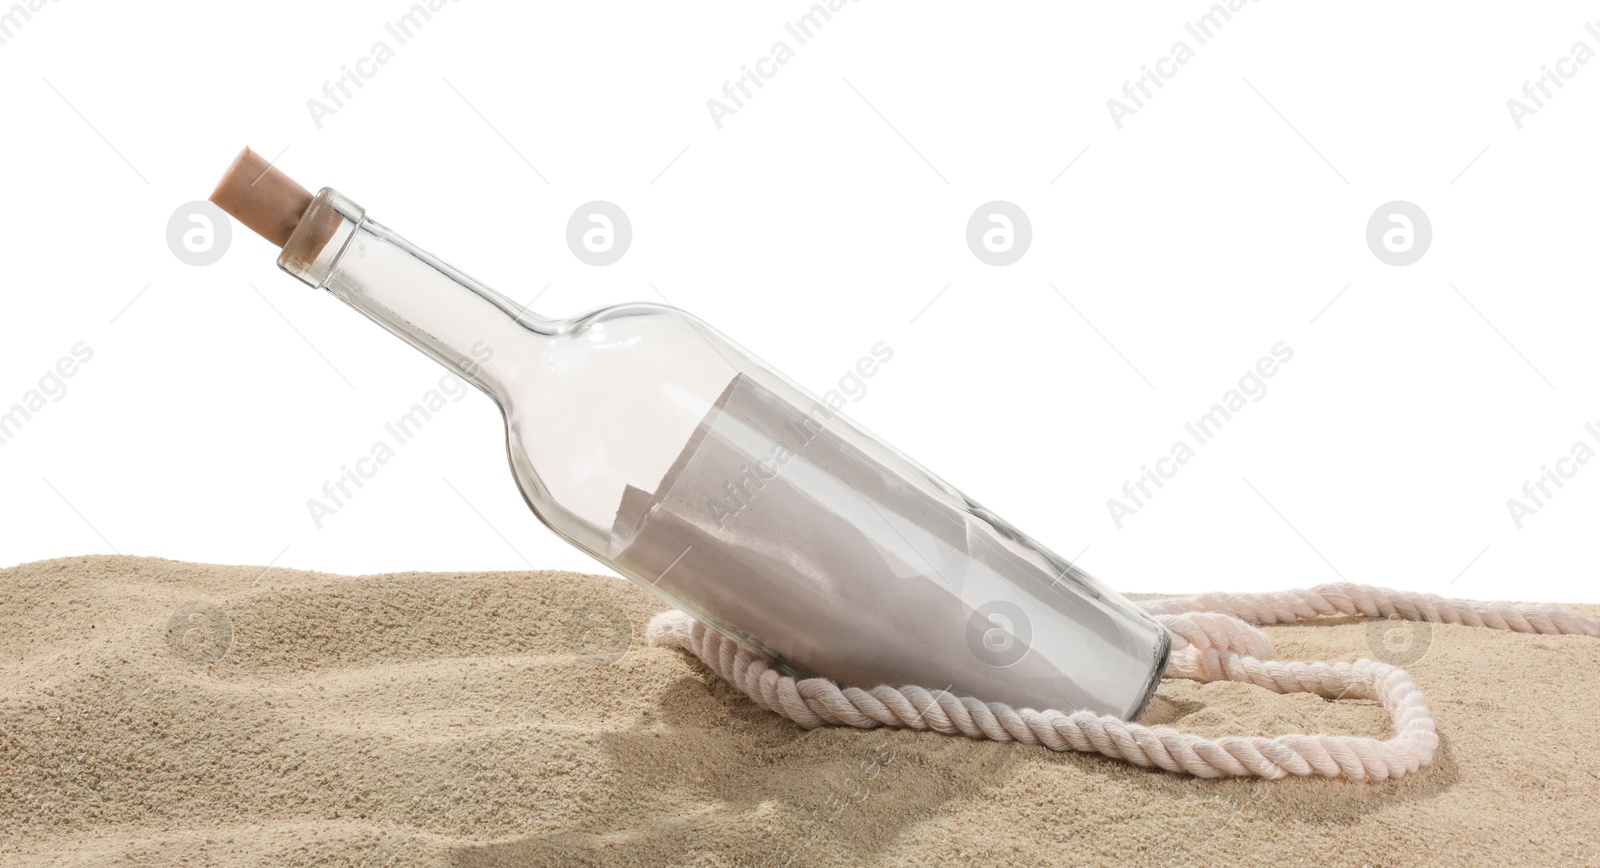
left=1, top=555, right=1597, bottom=867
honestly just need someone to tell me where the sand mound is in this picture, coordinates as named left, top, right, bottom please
left=2, top=555, right=1596, bottom=866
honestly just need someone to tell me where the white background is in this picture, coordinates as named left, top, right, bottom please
left=2, top=0, right=1597, bottom=603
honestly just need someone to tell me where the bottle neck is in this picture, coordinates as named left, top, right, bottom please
left=278, top=189, right=548, bottom=397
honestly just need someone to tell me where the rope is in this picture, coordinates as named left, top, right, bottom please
left=645, top=582, right=1600, bottom=780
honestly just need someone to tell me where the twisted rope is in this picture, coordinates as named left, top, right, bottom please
left=645, top=582, right=1600, bottom=780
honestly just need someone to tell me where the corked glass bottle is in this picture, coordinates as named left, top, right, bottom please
left=212, top=149, right=1171, bottom=719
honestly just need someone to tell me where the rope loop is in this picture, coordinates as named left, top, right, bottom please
left=645, top=584, right=1600, bottom=779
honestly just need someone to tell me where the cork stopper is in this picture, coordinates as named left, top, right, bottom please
left=209, top=147, right=313, bottom=249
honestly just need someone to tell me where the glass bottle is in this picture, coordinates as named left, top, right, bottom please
left=266, top=186, right=1171, bottom=719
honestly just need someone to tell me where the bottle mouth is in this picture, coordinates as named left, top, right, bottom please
left=278, top=188, right=365, bottom=289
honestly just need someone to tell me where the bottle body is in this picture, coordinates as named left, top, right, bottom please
left=279, top=189, right=1171, bottom=719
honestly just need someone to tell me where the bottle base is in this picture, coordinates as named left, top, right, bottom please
left=1123, top=625, right=1174, bottom=722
